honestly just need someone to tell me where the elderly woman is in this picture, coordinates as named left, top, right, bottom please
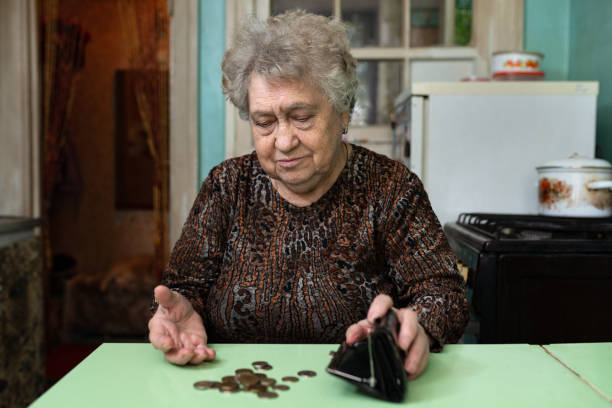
left=148, top=10, right=468, bottom=380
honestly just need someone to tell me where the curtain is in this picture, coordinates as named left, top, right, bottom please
left=117, top=0, right=169, bottom=279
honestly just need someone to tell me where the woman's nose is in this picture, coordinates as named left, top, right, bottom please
left=275, top=121, right=299, bottom=152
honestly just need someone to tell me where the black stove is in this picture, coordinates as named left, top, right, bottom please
left=444, top=213, right=612, bottom=344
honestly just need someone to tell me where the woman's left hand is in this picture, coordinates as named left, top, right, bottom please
left=345, top=294, right=431, bottom=380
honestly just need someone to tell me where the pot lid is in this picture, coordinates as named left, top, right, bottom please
left=537, top=154, right=612, bottom=170
left=492, top=50, right=544, bottom=58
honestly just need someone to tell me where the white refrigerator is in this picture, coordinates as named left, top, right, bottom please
left=408, top=81, right=599, bottom=227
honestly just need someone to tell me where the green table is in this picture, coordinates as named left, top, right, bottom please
left=30, top=343, right=611, bottom=407
left=543, top=343, right=612, bottom=403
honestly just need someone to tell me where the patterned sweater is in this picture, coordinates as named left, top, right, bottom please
left=162, top=145, right=468, bottom=347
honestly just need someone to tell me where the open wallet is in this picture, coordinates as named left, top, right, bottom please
left=326, top=309, right=407, bottom=402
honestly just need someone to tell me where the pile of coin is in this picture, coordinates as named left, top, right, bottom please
left=193, top=361, right=317, bottom=399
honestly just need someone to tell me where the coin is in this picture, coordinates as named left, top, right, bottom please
left=193, top=381, right=219, bottom=390
left=254, top=373, right=267, bottom=379
left=298, top=370, right=317, bottom=377
left=219, top=382, right=239, bottom=393
left=221, top=376, right=237, bottom=383
left=246, top=384, right=268, bottom=393
left=281, top=376, right=299, bottom=382
left=252, top=361, right=269, bottom=368
left=257, top=391, right=279, bottom=399
left=329, top=350, right=336, bottom=358
left=273, top=384, right=290, bottom=391
left=238, top=373, right=260, bottom=388
left=235, top=368, right=253, bottom=375
left=260, top=378, right=276, bottom=387
left=259, top=364, right=273, bottom=371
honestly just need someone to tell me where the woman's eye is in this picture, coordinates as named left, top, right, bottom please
left=293, top=116, right=313, bottom=128
left=256, top=121, right=273, bottom=128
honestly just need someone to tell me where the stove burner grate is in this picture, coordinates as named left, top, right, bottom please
left=457, top=213, right=612, bottom=241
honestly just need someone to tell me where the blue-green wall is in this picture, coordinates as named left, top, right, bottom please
left=568, top=0, right=612, bottom=161
left=525, top=0, right=612, bottom=161
left=524, top=0, right=571, bottom=81
left=198, top=0, right=226, bottom=185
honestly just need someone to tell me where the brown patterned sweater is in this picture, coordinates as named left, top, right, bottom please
left=162, top=145, right=468, bottom=347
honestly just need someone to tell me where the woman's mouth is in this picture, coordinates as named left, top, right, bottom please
left=278, top=157, right=301, bottom=168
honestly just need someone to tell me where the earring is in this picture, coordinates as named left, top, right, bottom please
left=341, top=128, right=348, bottom=142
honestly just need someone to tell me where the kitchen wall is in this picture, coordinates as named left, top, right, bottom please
left=198, top=0, right=225, bottom=184
left=568, top=0, right=612, bottom=162
left=523, top=0, right=570, bottom=81
left=524, top=0, right=612, bottom=162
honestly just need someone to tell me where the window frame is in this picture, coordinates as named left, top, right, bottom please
left=168, top=0, right=523, bottom=243
left=223, top=0, right=523, bottom=159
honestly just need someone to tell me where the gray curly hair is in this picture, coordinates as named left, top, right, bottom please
left=222, top=10, right=358, bottom=121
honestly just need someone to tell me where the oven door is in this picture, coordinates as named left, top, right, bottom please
left=492, top=253, right=612, bottom=344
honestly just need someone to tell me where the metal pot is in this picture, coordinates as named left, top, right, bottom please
left=536, top=155, right=612, bottom=217
left=491, top=50, right=545, bottom=80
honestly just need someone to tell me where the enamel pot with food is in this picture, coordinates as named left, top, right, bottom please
left=536, top=155, right=612, bottom=217
left=491, top=51, right=544, bottom=80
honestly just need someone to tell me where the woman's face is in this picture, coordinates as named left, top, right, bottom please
left=248, top=74, right=349, bottom=204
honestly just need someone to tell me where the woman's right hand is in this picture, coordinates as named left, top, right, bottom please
left=148, top=285, right=216, bottom=365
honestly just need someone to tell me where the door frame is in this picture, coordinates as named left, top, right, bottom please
left=168, top=0, right=200, bottom=246
left=0, top=0, right=40, bottom=218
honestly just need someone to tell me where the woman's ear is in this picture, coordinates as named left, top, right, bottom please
left=341, top=111, right=350, bottom=130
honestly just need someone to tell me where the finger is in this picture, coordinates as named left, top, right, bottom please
left=189, top=344, right=216, bottom=364
left=154, top=285, right=182, bottom=310
left=181, top=331, right=207, bottom=349
left=196, top=344, right=216, bottom=361
left=148, top=319, right=176, bottom=352
left=188, top=327, right=208, bottom=348
left=396, top=308, right=419, bottom=351
left=404, top=326, right=430, bottom=380
left=154, top=317, right=184, bottom=350
left=366, top=294, right=393, bottom=322
left=180, top=332, right=214, bottom=364
left=150, top=331, right=175, bottom=352
left=204, top=347, right=216, bottom=360
left=165, top=347, right=195, bottom=365
left=188, top=348, right=208, bottom=365
left=345, top=320, right=373, bottom=345
left=179, top=334, right=196, bottom=351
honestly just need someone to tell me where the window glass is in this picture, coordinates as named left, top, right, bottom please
left=410, top=0, right=443, bottom=46
left=342, top=0, right=403, bottom=47
left=352, top=60, right=403, bottom=126
left=271, top=0, right=333, bottom=17
left=410, top=0, right=472, bottom=47
left=454, top=0, right=472, bottom=46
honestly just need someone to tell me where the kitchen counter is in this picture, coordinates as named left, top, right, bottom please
left=0, top=216, right=40, bottom=248
left=0, top=216, right=44, bottom=408
left=29, top=343, right=612, bottom=407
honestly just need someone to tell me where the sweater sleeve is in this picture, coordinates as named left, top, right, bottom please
left=382, top=170, right=469, bottom=350
left=156, top=163, right=235, bottom=317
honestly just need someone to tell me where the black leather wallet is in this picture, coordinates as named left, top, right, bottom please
left=326, top=310, right=407, bottom=402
